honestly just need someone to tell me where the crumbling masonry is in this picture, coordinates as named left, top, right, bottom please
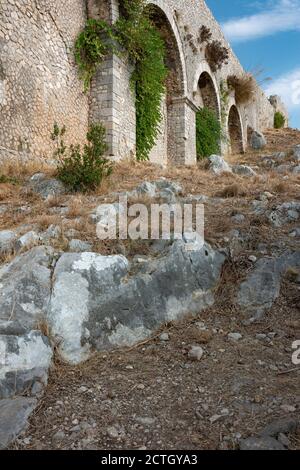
left=0, top=0, right=288, bottom=165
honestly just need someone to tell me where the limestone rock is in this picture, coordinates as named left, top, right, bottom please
left=260, top=417, right=299, bottom=438
left=0, top=246, right=54, bottom=332
left=268, top=201, right=300, bottom=227
left=68, top=239, right=92, bottom=253
left=293, top=165, right=300, bottom=174
left=276, top=164, right=292, bottom=174
left=0, top=230, right=16, bottom=255
left=0, top=397, right=37, bottom=449
left=48, top=241, right=225, bottom=364
left=0, top=331, right=52, bottom=398
left=293, top=144, right=300, bottom=161
left=15, top=231, right=40, bottom=252
left=209, top=155, right=232, bottom=175
left=232, top=165, right=256, bottom=177
left=188, top=345, right=204, bottom=361
left=237, top=251, right=300, bottom=321
left=250, top=130, right=266, bottom=150
left=29, top=175, right=66, bottom=199
left=135, top=181, right=157, bottom=198
left=240, top=436, right=285, bottom=450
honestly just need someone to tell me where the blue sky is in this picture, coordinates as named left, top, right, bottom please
left=206, top=0, right=300, bottom=128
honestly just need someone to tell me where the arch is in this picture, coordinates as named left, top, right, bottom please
left=145, top=0, right=187, bottom=96
left=228, top=105, right=244, bottom=154
left=193, top=61, right=221, bottom=115
left=196, top=71, right=220, bottom=119
left=145, top=2, right=189, bottom=165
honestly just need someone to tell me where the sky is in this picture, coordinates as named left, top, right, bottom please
left=205, top=0, right=300, bottom=129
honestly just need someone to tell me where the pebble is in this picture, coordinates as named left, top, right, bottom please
left=107, top=426, right=120, bottom=439
left=159, top=333, right=169, bottom=342
left=248, top=255, right=257, bottom=263
left=52, top=431, right=66, bottom=442
left=228, top=332, right=243, bottom=341
left=188, top=345, right=204, bottom=361
left=256, top=334, right=267, bottom=340
left=280, top=404, right=296, bottom=413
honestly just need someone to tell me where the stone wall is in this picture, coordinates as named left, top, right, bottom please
left=0, top=0, right=89, bottom=162
left=269, top=95, right=289, bottom=127
left=0, top=0, right=281, bottom=165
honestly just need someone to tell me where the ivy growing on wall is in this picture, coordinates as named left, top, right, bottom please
left=75, top=19, right=117, bottom=92
left=195, top=107, right=221, bottom=159
left=74, top=0, right=168, bottom=161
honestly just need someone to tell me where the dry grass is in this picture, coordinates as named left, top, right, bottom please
left=67, top=196, right=86, bottom=218
left=216, top=183, right=247, bottom=198
left=35, top=214, right=62, bottom=231
left=227, top=73, right=256, bottom=104
left=272, top=181, right=288, bottom=194
left=0, top=158, right=54, bottom=182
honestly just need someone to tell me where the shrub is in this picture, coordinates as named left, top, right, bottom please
left=205, top=40, right=229, bottom=72
left=227, top=73, right=256, bottom=104
left=198, top=25, right=212, bottom=43
left=52, top=123, right=113, bottom=192
left=274, top=111, right=286, bottom=129
left=195, top=107, right=221, bottom=159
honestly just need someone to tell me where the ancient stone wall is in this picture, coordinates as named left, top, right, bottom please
left=0, top=0, right=89, bottom=162
left=0, top=0, right=280, bottom=165
left=269, top=95, right=289, bottom=127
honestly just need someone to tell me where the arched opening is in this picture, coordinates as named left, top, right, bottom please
left=146, top=4, right=186, bottom=165
left=194, top=71, right=221, bottom=159
left=196, top=71, right=220, bottom=118
left=228, top=105, right=244, bottom=154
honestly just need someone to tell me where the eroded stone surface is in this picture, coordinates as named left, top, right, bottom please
left=0, top=331, right=53, bottom=398
left=0, top=397, right=37, bottom=449
left=0, top=246, right=54, bottom=332
left=48, top=242, right=225, bottom=363
left=237, top=251, right=300, bottom=321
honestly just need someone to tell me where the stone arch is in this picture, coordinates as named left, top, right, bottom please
left=228, top=105, right=244, bottom=154
left=196, top=71, right=220, bottom=119
left=145, top=1, right=189, bottom=165
left=193, top=62, right=221, bottom=115
left=145, top=0, right=187, bottom=96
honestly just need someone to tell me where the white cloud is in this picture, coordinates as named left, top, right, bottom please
left=222, top=0, right=300, bottom=42
left=264, top=67, right=300, bottom=109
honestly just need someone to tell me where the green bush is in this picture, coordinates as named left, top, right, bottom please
left=52, top=123, right=113, bottom=192
left=274, top=111, right=285, bottom=129
left=195, top=107, right=221, bottom=159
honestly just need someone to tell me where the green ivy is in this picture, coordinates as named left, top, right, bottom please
left=274, top=111, right=286, bottom=129
left=195, top=107, right=221, bottom=159
left=75, top=19, right=117, bottom=92
left=74, top=0, right=167, bottom=161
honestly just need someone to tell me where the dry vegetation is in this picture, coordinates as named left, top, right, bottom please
left=227, top=73, right=256, bottom=104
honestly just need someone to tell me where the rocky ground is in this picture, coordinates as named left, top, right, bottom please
left=0, top=128, right=300, bottom=450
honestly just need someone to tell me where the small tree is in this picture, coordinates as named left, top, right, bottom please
left=52, top=123, right=113, bottom=192
left=274, top=111, right=286, bottom=129
left=196, top=107, right=221, bottom=159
